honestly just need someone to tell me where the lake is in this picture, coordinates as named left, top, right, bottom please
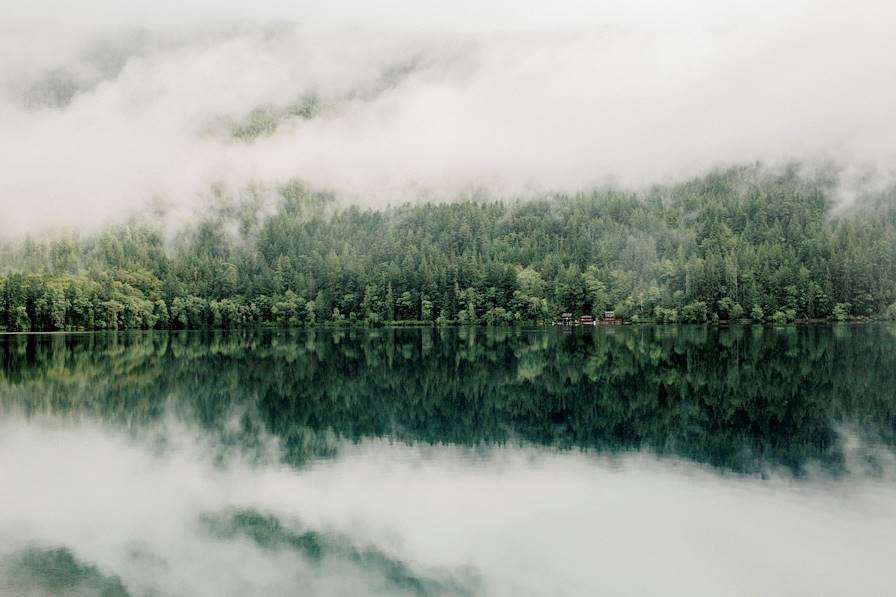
left=1, top=325, right=894, bottom=596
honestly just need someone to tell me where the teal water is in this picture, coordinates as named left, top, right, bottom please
left=1, top=325, right=894, bottom=596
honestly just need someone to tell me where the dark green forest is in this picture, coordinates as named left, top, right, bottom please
left=3, top=167, right=896, bottom=331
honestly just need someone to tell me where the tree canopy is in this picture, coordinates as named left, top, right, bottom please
left=2, top=168, right=896, bottom=330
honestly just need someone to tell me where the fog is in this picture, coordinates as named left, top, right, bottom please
left=1, top=0, right=895, bottom=235
left=1, top=413, right=894, bottom=597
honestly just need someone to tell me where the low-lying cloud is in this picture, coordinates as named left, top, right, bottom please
left=1, top=413, right=895, bottom=596
left=1, top=0, right=895, bottom=235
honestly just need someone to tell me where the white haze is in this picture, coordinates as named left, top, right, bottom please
left=1, top=0, right=895, bottom=235
left=1, top=414, right=895, bottom=597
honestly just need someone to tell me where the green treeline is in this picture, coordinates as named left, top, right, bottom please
left=2, top=168, right=896, bottom=331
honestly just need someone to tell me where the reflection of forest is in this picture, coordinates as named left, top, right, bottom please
left=1, top=512, right=477, bottom=597
left=1, top=325, right=894, bottom=473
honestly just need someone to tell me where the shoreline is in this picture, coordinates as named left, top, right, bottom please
left=0, top=319, right=887, bottom=335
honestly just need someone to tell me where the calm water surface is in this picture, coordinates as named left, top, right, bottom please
left=1, top=325, right=894, bottom=596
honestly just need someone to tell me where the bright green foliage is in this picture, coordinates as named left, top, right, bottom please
left=420, top=297, right=434, bottom=321
left=750, top=305, right=765, bottom=322
left=771, top=310, right=788, bottom=324
left=654, top=307, right=679, bottom=323
left=833, top=303, right=850, bottom=321
left=718, top=296, right=744, bottom=320
left=681, top=301, right=709, bottom=323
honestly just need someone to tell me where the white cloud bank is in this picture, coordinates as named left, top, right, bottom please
left=1, top=415, right=895, bottom=596
left=1, top=0, right=895, bottom=235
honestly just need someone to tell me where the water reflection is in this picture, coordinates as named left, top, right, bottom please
left=1, top=325, right=894, bottom=473
left=0, top=421, right=894, bottom=597
left=1, top=321, right=895, bottom=596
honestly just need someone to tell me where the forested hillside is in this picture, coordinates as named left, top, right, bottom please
left=2, top=168, right=896, bottom=331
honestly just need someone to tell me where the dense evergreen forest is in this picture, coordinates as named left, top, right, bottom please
left=2, top=168, right=896, bottom=331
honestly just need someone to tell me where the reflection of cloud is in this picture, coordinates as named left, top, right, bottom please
left=201, top=509, right=479, bottom=596
left=2, top=1, right=896, bottom=235
left=1, top=414, right=895, bottom=596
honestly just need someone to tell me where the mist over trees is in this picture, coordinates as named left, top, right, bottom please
left=2, top=168, right=896, bottom=331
